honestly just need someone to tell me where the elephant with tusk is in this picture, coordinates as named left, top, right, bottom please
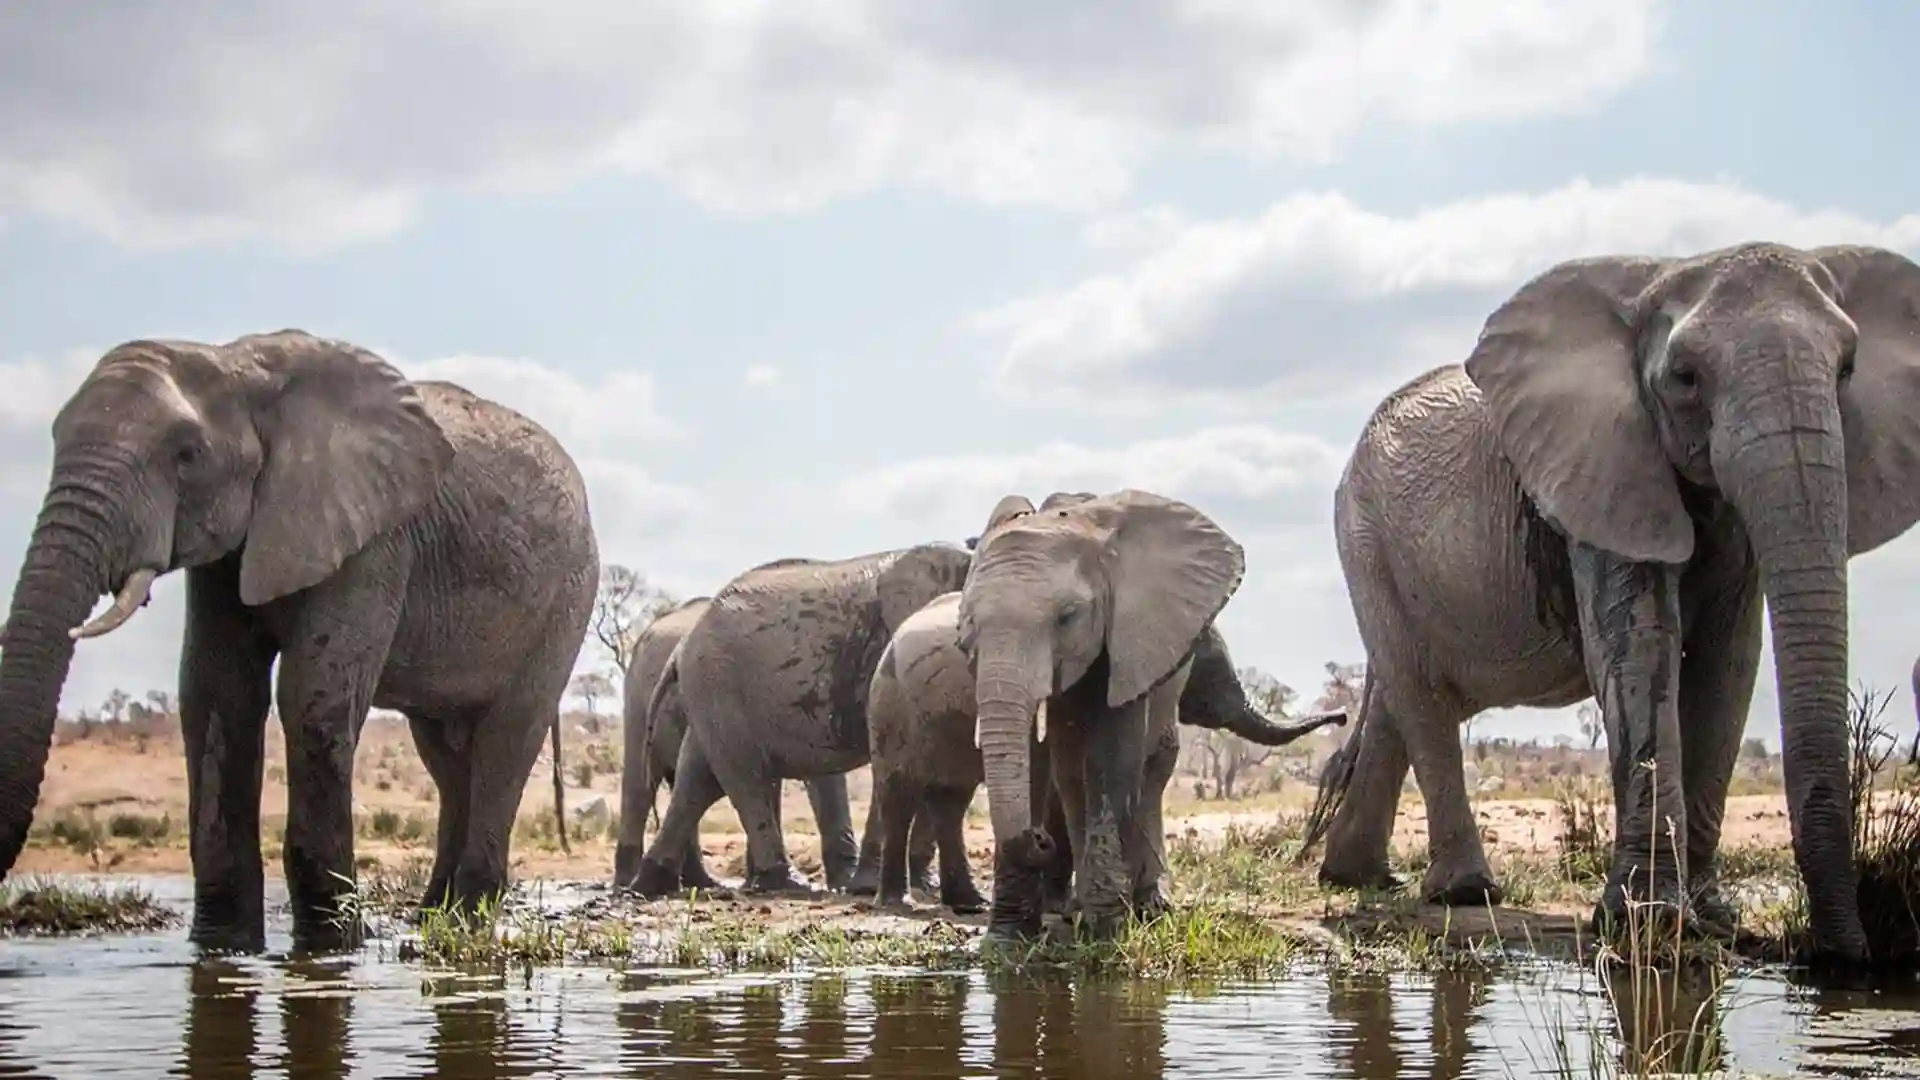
left=1299, top=243, right=1920, bottom=968
left=958, top=488, right=1248, bottom=941
left=865, top=588, right=1345, bottom=913
left=0, top=330, right=598, bottom=953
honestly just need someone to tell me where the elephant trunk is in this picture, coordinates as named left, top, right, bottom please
left=1718, top=343, right=1868, bottom=964
left=974, top=643, right=1055, bottom=934
left=0, top=465, right=131, bottom=879
left=1182, top=626, right=1347, bottom=746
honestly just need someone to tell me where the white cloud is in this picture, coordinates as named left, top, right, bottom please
left=980, top=178, right=1920, bottom=410
left=744, top=364, right=782, bottom=389
left=841, top=424, right=1344, bottom=534
left=0, top=0, right=1666, bottom=248
left=0, top=345, right=701, bottom=710
left=399, top=353, right=683, bottom=451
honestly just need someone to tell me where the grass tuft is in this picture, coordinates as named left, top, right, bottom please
left=0, top=877, right=177, bottom=936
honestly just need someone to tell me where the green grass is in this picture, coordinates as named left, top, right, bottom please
left=0, top=877, right=178, bottom=936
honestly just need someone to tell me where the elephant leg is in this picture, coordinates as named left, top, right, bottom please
left=1677, top=558, right=1763, bottom=935
left=849, top=783, right=885, bottom=896
left=1397, top=687, right=1495, bottom=906
left=930, top=784, right=986, bottom=914
left=446, top=705, right=552, bottom=913
left=630, top=739, right=728, bottom=898
left=708, top=751, right=816, bottom=896
left=1078, top=697, right=1149, bottom=938
left=1570, top=543, right=1690, bottom=928
left=874, top=772, right=921, bottom=908
left=406, top=713, right=471, bottom=910
left=907, top=801, right=939, bottom=892
left=1046, top=718, right=1092, bottom=920
left=1126, top=714, right=1180, bottom=919
left=275, top=607, right=402, bottom=952
left=179, top=562, right=276, bottom=953
left=1318, top=677, right=1411, bottom=891
left=805, top=774, right=859, bottom=892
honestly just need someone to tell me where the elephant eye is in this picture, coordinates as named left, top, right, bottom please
left=175, top=442, right=202, bottom=469
left=1838, top=349, right=1857, bottom=383
left=1671, top=365, right=1698, bottom=390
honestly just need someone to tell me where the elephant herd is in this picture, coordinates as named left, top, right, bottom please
left=0, top=240, right=1913, bottom=965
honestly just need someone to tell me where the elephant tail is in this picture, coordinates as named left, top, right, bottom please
left=1294, top=668, right=1374, bottom=865
left=638, top=650, right=683, bottom=837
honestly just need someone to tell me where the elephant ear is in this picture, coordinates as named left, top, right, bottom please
left=1090, top=490, right=1245, bottom=708
left=983, top=494, right=1035, bottom=536
left=1463, top=256, right=1692, bottom=565
left=235, top=331, right=455, bottom=606
left=1815, top=246, right=1920, bottom=555
left=1039, top=491, right=1098, bottom=511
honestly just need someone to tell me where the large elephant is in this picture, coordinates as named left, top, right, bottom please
left=0, top=330, right=598, bottom=952
left=613, top=587, right=930, bottom=891
left=958, top=489, right=1245, bottom=940
left=625, top=542, right=973, bottom=897
left=1299, top=243, right=1920, bottom=966
left=865, top=589, right=1344, bottom=911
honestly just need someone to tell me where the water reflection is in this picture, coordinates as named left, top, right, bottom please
left=0, top=878, right=1918, bottom=1078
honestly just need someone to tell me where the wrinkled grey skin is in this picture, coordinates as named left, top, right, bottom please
left=959, top=489, right=1245, bottom=941
left=865, top=590, right=1344, bottom=913
left=1300, top=244, right=1920, bottom=967
left=0, top=331, right=597, bottom=954
left=626, top=543, right=974, bottom=897
left=613, top=586, right=925, bottom=892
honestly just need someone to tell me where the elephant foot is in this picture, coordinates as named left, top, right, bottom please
left=625, top=858, right=691, bottom=900
left=188, top=922, right=267, bottom=955
left=846, top=865, right=881, bottom=897
left=1687, top=878, right=1742, bottom=940
left=1420, top=865, right=1503, bottom=908
left=613, top=843, right=642, bottom=889
left=1591, top=870, right=1691, bottom=950
left=1317, top=861, right=1404, bottom=894
left=1076, top=905, right=1128, bottom=943
left=1131, top=884, right=1173, bottom=923
left=743, top=867, right=825, bottom=898
left=679, top=864, right=725, bottom=892
left=943, top=883, right=988, bottom=916
left=290, top=914, right=364, bottom=957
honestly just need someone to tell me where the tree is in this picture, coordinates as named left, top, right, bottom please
left=101, top=688, right=130, bottom=724
left=1577, top=701, right=1604, bottom=750
left=1312, top=661, right=1366, bottom=718
left=570, top=671, right=616, bottom=733
left=1191, top=667, right=1295, bottom=799
left=589, top=564, right=680, bottom=674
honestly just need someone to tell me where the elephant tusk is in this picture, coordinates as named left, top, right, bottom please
left=1035, top=699, right=1047, bottom=744
left=974, top=712, right=982, bottom=750
left=71, top=568, right=158, bottom=641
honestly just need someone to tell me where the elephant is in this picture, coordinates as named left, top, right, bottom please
left=864, top=589, right=1345, bottom=912
left=0, top=330, right=598, bottom=953
left=613, top=588, right=935, bottom=892
left=957, top=488, right=1246, bottom=940
left=625, top=542, right=974, bottom=898
left=1298, top=243, right=1920, bottom=966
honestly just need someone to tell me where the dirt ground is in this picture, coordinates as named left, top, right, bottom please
left=10, top=724, right=1798, bottom=890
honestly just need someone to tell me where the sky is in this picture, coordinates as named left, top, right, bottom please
left=0, top=0, right=1916, bottom=747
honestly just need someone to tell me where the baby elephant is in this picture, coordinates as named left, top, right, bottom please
left=866, top=591, right=1346, bottom=912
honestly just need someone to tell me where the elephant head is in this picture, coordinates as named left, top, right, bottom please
left=0, top=330, right=452, bottom=878
left=1464, top=243, right=1920, bottom=962
left=956, top=489, right=1244, bottom=894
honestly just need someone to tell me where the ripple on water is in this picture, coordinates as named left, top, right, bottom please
left=0, top=875, right=1914, bottom=1077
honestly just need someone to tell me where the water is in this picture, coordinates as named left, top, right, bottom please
left=2, top=877, right=1919, bottom=1078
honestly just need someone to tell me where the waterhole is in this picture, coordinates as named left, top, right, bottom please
left=1, top=876, right=1917, bottom=1078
